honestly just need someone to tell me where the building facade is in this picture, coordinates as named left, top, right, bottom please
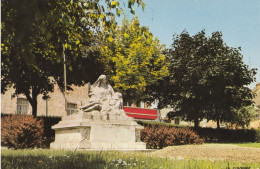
left=251, top=82, right=260, bottom=128
left=253, top=83, right=260, bottom=108
left=1, top=83, right=90, bottom=117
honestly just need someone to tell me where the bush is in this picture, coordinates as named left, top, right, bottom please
left=141, top=126, right=204, bottom=149
left=1, top=115, right=44, bottom=149
left=1, top=114, right=62, bottom=148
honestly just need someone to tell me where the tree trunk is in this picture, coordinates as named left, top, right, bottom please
left=217, top=119, right=220, bottom=129
left=26, top=95, right=38, bottom=117
left=31, top=99, right=37, bottom=117
left=25, top=87, right=39, bottom=117
left=216, top=106, right=220, bottom=129
left=194, top=118, right=199, bottom=129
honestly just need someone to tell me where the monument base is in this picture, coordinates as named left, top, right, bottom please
left=50, top=115, right=146, bottom=150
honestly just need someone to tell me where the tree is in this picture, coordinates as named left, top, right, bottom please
left=231, top=105, right=257, bottom=128
left=1, top=0, right=145, bottom=116
left=163, top=30, right=256, bottom=128
left=100, top=17, right=169, bottom=103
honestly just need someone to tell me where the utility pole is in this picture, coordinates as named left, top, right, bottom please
left=63, top=43, right=67, bottom=113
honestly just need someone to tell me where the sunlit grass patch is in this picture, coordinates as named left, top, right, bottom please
left=206, top=142, right=260, bottom=148
left=231, top=142, right=260, bottom=148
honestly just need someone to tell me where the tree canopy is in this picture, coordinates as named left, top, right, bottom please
left=1, top=0, right=144, bottom=116
left=101, top=17, right=169, bottom=103
left=163, top=30, right=256, bottom=128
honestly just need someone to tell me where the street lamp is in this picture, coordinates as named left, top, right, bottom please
left=42, top=95, right=50, bottom=116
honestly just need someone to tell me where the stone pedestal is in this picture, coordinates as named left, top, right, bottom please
left=50, top=113, right=146, bottom=150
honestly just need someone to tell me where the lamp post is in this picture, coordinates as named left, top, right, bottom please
left=42, top=95, right=50, bottom=116
left=63, top=43, right=67, bottom=113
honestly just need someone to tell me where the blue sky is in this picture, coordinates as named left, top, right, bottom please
left=119, top=0, right=260, bottom=89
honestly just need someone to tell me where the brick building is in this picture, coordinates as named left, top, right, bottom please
left=250, top=82, right=260, bottom=128
left=1, top=83, right=90, bottom=117
left=253, top=82, right=260, bottom=108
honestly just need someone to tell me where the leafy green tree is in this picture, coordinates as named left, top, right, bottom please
left=164, top=30, right=256, bottom=128
left=101, top=17, right=169, bottom=103
left=232, top=105, right=257, bottom=128
left=1, top=0, right=144, bottom=116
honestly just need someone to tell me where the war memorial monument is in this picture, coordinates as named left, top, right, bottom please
left=50, top=75, right=146, bottom=150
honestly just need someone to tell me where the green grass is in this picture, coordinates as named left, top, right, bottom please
left=230, top=142, right=260, bottom=148
left=206, top=142, right=260, bottom=148
left=2, top=149, right=260, bottom=169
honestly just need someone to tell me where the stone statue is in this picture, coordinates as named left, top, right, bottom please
left=80, top=75, right=114, bottom=112
left=75, top=75, right=132, bottom=121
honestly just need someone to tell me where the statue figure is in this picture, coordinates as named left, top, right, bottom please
left=109, top=92, right=130, bottom=120
left=80, top=75, right=114, bottom=112
left=76, top=75, right=132, bottom=121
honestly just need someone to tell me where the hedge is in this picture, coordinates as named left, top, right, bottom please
left=37, top=116, right=62, bottom=147
left=137, top=120, right=260, bottom=143
left=195, top=127, right=260, bottom=143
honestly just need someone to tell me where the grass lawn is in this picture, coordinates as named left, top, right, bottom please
left=206, top=142, right=260, bottom=148
left=231, top=142, right=260, bottom=148
left=1, top=149, right=260, bottom=169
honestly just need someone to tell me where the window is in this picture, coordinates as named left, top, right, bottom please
left=67, top=103, right=77, bottom=116
left=17, top=98, right=29, bottom=115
